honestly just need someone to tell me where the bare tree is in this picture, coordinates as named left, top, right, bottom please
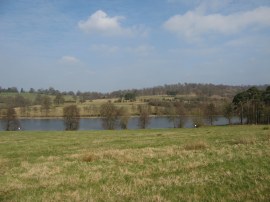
left=174, top=102, right=187, bottom=128
left=3, top=107, right=20, bottom=131
left=63, top=105, right=80, bottom=130
left=191, top=106, right=205, bottom=127
left=100, top=102, right=119, bottom=130
left=54, top=93, right=65, bottom=105
left=223, top=102, right=234, bottom=125
left=119, top=107, right=130, bottom=129
left=165, top=103, right=178, bottom=128
left=41, top=96, right=52, bottom=116
left=138, top=105, right=150, bottom=129
left=204, top=103, right=217, bottom=125
left=166, top=102, right=187, bottom=128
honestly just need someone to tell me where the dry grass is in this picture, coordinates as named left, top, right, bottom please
left=184, top=140, right=208, bottom=150
left=231, top=137, right=256, bottom=145
left=82, top=154, right=95, bottom=162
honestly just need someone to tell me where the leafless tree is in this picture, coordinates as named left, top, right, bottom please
left=100, top=102, right=119, bottom=130
left=166, top=102, right=187, bottom=128
left=138, top=105, right=150, bottom=129
left=119, top=107, right=130, bottom=129
left=63, top=105, right=80, bottom=130
left=3, top=107, right=20, bottom=131
left=223, top=102, right=234, bottom=125
left=204, top=103, right=217, bottom=125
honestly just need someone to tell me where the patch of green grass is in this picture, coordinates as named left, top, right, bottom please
left=0, top=126, right=270, bottom=201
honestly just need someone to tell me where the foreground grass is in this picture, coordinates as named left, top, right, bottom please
left=0, top=126, right=270, bottom=201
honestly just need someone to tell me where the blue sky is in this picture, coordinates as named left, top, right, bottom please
left=1, top=0, right=270, bottom=92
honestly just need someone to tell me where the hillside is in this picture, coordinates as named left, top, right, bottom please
left=0, top=83, right=268, bottom=119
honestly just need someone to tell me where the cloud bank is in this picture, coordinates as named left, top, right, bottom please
left=164, top=6, right=270, bottom=39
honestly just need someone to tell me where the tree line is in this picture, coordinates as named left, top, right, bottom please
left=61, top=86, right=270, bottom=130
left=1, top=83, right=266, bottom=110
left=1, top=83, right=268, bottom=100
left=61, top=102, right=152, bottom=130
left=1, top=102, right=151, bottom=131
left=1, top=85, right=269, bottom=131
left=233, top=86, right=270, bottom=124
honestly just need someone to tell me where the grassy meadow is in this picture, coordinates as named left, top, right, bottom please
left=0, top=126, right=270, bottom=201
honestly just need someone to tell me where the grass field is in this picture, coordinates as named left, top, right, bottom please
left=0, top=126, right=270, bottom=201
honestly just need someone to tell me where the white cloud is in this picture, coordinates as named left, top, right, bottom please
left=59, top=56, right=80, bottom=65
left=78, top=10, right=135, bottom=36
left=164, top=6, right=270, bottom=39
left=78, top=10, right=149, bottom=37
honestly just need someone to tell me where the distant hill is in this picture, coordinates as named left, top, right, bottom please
left=109, top=83, right=269, bottom=99
left=1, top=83, right=269, bottom=100
left=0, top=83, right=269, bottom=119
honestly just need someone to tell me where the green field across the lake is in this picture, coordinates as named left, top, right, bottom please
left=0, top=126, right=270, bottom=201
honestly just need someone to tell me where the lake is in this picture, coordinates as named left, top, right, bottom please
left=0, top=116, right=242, bottom=131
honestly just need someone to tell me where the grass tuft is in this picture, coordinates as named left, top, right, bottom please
left=231, top=137, right=256, bottom=145
left=82, top=154, right=95, bottom=162
left=184, top=140, right=208, bottom=150
left=262, top=126, right=269, bottom=130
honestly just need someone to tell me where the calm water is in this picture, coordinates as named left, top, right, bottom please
left=0, top=116, right=241, bottom=131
